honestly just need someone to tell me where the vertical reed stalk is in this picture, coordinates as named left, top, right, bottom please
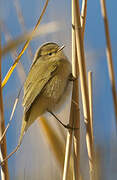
left=72, top=1, right=80, bottom=179
left=0, top=38, right=9, bottom=180
left=88, top=72, right=94, bottom=141
left=63, top=0, right=88, bottom=179
left=80, top=0, right=87, bottom=39
left=100, top=0, right=117, bottom=131
left=72, top=77, right=80, bottom=180
left=73, top=0, right=95, bottom=179
left=62, top=109, right=74, bottom=180
left=62, top=0, right=80, bottom=178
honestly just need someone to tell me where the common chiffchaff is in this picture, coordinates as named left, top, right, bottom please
left=19, top=42, right=72, bottom=143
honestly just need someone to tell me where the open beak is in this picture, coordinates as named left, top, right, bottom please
left=57, top=45, right=65, bottom=52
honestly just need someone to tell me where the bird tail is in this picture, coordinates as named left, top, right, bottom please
left=18, top=115, right=28, bottom=145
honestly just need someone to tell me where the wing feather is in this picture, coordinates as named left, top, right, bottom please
left=23, top=60, right=59, bottom=113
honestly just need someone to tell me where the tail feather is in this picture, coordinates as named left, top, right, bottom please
left=18, top=115, right=28, bottom=145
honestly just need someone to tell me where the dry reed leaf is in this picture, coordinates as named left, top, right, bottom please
left=0, top=0, right=50, bottom=167
left=1, top=0, right=49, bottom=88
left=0, top=87, right=22, bottom=144
left=1, top=21, right=59, bottom=57
left=0, top=36, right=9, bottom=179
left=39, top=116, right=73, bottom=179
left=39, top=117, right=65, bottom=169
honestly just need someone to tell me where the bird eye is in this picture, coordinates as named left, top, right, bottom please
left=48, top=52, right=52, bottom=56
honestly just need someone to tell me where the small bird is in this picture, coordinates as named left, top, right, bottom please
left=19, top=42, right=72, bottom=144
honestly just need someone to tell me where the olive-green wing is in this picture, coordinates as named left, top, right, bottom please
left=23, top=60, right=59, bottom=113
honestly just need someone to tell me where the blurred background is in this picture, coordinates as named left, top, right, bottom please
left=0, top=0, right=117, bottom=179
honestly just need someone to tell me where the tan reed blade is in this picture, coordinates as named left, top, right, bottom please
left=100, top=0, right=117, bottom=132
left=73, top=0, right=95, bottom=179
left=0, top=37, right=9, bottom=180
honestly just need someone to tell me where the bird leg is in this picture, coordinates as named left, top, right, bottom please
left=48, top=110, right=78, bottom=130
left=68, top=73, right=77, bottom=81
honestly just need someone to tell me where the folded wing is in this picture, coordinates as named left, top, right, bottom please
left=23, top=60, right=59, bottom=113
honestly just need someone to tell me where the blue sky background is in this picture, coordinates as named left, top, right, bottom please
left=1, top=0, right=117, bottom=179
